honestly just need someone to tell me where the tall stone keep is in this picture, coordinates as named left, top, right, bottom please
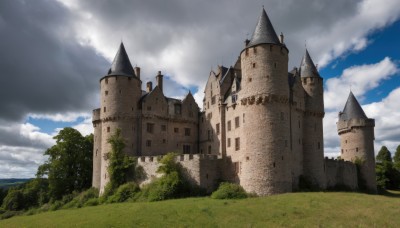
left=97, top=42, right=142, bottom=193
left=238, top=8, right=292, bottom=195
left=300, top=49, right=326, bottom=189
left=337, top=92, right=377, bottom=192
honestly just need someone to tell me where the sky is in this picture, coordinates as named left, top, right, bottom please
left=0, top=0, right=399, bottom=178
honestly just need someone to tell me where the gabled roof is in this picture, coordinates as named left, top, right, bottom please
left=247, top=8, right=281, bottom=47
left=339, top=91, right=368, bottom=121
left=299, top=49, right=321, bottom=78
left=107, top=42, right=136, bottom=77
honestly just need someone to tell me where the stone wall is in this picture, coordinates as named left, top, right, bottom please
left=324, top=158, right=358, bottom=190
left=137, top=154, right=220, bottom=193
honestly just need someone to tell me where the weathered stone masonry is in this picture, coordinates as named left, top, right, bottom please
left=92, top=8, right=376, bottom=195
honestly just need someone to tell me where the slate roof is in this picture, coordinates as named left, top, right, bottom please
left=339, top=91, right=368, bottom=121
left=247, top=8, right=281, bottom=47
left=299, top=49, right=320, bottom=78
left=107, top=42, right=136, bottom=77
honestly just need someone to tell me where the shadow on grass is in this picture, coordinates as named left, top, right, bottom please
left=379, top=189, right=400, bottom=198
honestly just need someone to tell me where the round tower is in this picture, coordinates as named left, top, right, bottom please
left=337, top=92, right=377, bottom=193
left=238, top=8, right=292, bottom=195
left=300, top=49, right=326, bottom=189
left=99, top=43, right=142, bottom=193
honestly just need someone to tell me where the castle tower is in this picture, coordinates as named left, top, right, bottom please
left=238, top=8, right=292, bottom=195
left=337, top=92, right=377, bottom=192
left=96, top=42, right=142, bottom=193
left=300, top=49, right=326, bottom=189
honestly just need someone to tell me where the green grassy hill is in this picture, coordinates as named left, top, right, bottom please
left=1, top=191, right=400, bottom=227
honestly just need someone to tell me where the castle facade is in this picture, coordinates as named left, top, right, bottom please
left=92, top=9, right=377, bottom=195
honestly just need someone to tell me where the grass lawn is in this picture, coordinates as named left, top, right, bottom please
left=1, top=191, right=400, bottom=227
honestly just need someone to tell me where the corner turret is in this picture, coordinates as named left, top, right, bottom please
left=300, top=49, right=326, bottom=189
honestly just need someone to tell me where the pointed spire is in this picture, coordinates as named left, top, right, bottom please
left=247, top=8, right=280, bottom=47
left=299, top=49, right=321, bottom=78
left=339, top=91, right=368, bottom=121
left=107, top=42, right=136, bottom=77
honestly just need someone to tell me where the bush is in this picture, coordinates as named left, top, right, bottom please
left=84, top=198, right=99, bottom=207
left=109, top=182, right=139, bottom=203
left=0, top=210, right=21, bottom=220
left=211, top=182, right=248, bottom=199
left=62, top=188, right=99, bottom=209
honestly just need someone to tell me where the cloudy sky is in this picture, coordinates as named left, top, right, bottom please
left=0, top=0, right=399, bottom=178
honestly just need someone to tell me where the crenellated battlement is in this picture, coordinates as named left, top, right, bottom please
left=92, top=108, right=101, bottom=122
left=337, top=118, right=375, bottom=134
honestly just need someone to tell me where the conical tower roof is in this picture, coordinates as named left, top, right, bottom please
left=107, top=42, right=136, bottom=77
left=300, top=49, right=320, bottom=78
left=339, top=91, right=368, bottom=121
left=247, top=8, right=281, bottom=47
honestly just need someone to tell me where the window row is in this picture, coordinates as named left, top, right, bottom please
left=146, top=123, right=191, bottom=136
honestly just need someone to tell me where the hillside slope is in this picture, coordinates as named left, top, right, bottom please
left=1, top=192, right=400, bottom=227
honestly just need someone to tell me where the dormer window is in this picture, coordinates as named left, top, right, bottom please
left=174, top=104, right=181, bottom=114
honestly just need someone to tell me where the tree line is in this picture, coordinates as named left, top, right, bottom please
left=375, top=145, right=400, bottom=190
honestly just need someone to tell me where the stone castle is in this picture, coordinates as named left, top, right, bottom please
left=91, top=8, right=377, bottom=195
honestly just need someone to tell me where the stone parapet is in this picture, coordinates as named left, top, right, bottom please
left=337, top=118, right=375, bottom=134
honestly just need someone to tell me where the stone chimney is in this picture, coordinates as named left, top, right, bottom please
left=134, top=67, right=141, bottom=79
left=146, top=81, right=152, bottom=92
left=156, top=71, right=163, bottom=93
left=279, top=32, right=284, bottom=44
left=244, top=39, right=250, bottom=46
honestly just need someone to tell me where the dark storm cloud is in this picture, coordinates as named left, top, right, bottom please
left=0, top=0, right=108, bottom=121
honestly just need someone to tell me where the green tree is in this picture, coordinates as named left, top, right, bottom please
left=2, top=188, right=24, bottom=211
left=106, top=129, right=136, bottom=191
left=37, top=127, right=93, bottom=199
left=375, top=146, right=400, bottom=190
left=393, top=145, right=400, bottom=170
left=376, top=146, right=392, bottom=163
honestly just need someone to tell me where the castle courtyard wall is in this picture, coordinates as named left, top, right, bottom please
left=325, top=158, right=358, bottom=190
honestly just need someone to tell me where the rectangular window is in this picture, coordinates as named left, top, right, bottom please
left=227, top=138, right=231, bottom=147
left=243, top=113, right=245, bottom=123
left=207, top=112, right=212, bottom=119
left=104, top=107, right=106, bottom=113
left=146, top=123, right=154, bottom=133
left=174, top=104, right=182, bottom=114
left=216, top=123, right=220, bottom=135
left=356, top=147, right=359, bottom=152
left=161, top=125, right=166, bottom=131
left=235, top=137, right=240, bottom=151
left=174, top=128, right=179, bottom=133
left=146, top=140, right=151, bottom=147
left=105, top=91, right=108, bottom=95
left=185, top=128, right=191, bottom=136
left=105, top=78, right=108, bottom=84
left=227, top=121, right=231, bottom=131
left=234, top=162, right=239, bottom=174
left=107, top=127, right=110, bottom=132
left=235, top=117, right=240, bottom=128
left=183, top=145, right=191, bottom=154
left=211, top=96, right=216, bottom=105
left=147, top=106, right=151, bottom=111
left=208, top=145, right=211, bottom=154
left=208, top=130, right=211, bottom=140
left=318, top=142, right=321, bottom=149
